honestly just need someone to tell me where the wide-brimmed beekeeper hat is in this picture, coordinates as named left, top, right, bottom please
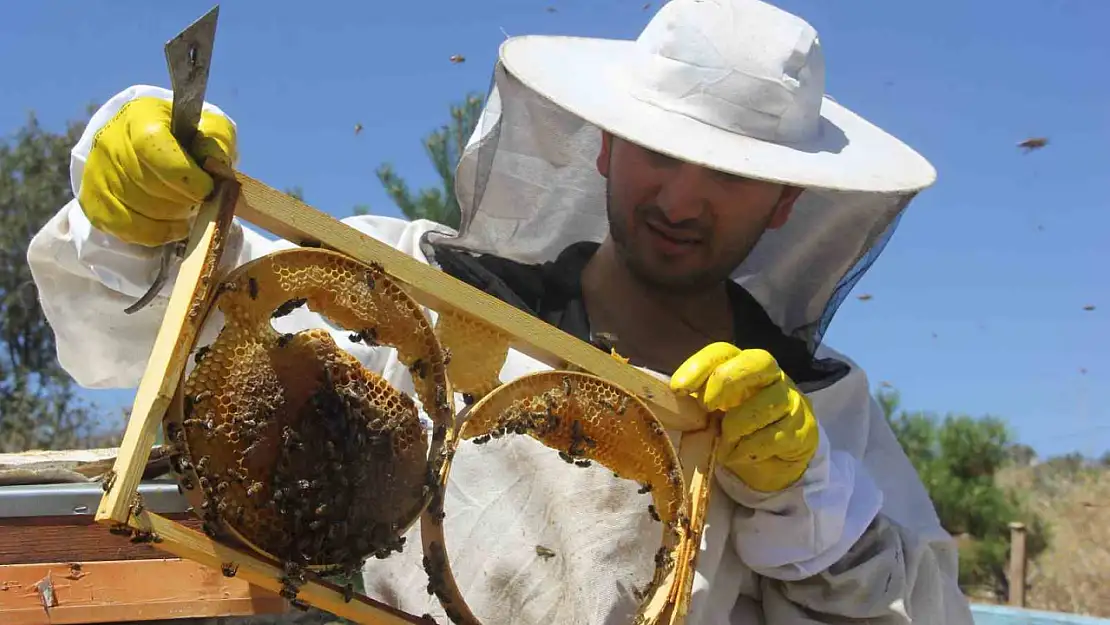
left=436, top=0, right=937, bottom=353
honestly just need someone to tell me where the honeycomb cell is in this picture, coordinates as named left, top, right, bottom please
left=165, top=248, right=453, bottom=572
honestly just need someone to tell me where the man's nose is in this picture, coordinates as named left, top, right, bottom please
left=656, top=163, right=711, bottom=223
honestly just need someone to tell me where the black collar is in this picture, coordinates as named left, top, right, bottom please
left=429, top=241, right=849, bottom=392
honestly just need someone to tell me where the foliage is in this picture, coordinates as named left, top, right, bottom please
left=876, top=387, right=1049, bottom=600
left=996, top=462, right=1110, bottom=616
left=0, top=108, right=123, bottom=452
left=374, top=92, right=484, bottom=229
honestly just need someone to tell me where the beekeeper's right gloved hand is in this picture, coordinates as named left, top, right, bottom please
left=78, top=96, right=237, bottom=248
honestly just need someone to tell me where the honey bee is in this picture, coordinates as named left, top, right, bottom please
left=1018, top=137, right=1048, bottom=152
left=349, top=327, right=379, bottom=346
left=129, top=493, right=145, bottom=517
left=214, top=280, right=239, bottom=297
left=648, top=504, right=660, bottom=522
left=193, top=345, right=210, bottom=364
left=535, top=545, right=556, bottom=560
left=590, top=331, right=619, bottom=352
left=221, top=562, right=239, bottom=577
left=614, top=395, right=629, bottom=415
left=101, top=470, right=117, bottom=493
left=248, top=277, right=259, bottom=300
left=272, top=297, right=308, bottom=319
left=277, top=333, right=296, bottom=348
left=449, top=54, right=465, bottom=64
left=246, top=481, right=263, bottom=497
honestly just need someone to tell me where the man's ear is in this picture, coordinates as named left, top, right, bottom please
left=596, top=131, right=613, bottom=178
left=768, top=186, right=804, bottom=229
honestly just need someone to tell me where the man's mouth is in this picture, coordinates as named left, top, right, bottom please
left=645, top=220, right=702, bottom=246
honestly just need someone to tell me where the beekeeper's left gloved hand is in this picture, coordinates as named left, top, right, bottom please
left=670, top=343, right=818, bottom=493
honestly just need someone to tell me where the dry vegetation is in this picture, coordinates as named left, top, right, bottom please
left=993, top=462, right=1110, bottom=617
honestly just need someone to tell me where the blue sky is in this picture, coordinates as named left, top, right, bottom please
left=2, top=0, right=1106, bottom=459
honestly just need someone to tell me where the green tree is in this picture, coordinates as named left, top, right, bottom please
left=0, top=109, right=123, bottom=452
left=373, top=92, right=485, bottom=229
left=876, top=387, right=1049, bottom=600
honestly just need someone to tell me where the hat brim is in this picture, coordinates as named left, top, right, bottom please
left=499, top=35, right=936, bottom=194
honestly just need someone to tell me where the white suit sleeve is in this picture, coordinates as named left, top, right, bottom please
left=26, top=84, right=249, bottom=389
left=713, top=364, right=974, bottom=623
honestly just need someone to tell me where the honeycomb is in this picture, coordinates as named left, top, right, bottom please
left=434, top=308, right=510, bottom=400
left=164, top=248, right=453, bottom=576
left=420, top=371, right=689, bottom=625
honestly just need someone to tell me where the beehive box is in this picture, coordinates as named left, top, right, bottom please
left=0, top=470, right=290, bottom=624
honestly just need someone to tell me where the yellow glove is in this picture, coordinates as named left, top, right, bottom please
left=671, top=343, right=819, bottom=493
left=78, top=96, right=237, bottom=247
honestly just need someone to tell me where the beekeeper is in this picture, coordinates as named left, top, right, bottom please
left=27, top=0, right=973, bottom=623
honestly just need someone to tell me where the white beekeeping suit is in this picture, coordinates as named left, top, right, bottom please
left=26, top=0, right=974, bottom=623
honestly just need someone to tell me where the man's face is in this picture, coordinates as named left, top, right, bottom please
left=598, top=133, right=802, bottom=293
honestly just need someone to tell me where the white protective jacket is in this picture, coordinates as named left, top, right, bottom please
left=27, top=85, right=974, bottom=625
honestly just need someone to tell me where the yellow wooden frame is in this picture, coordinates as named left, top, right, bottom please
left=92, top=159, right=719, bottom=624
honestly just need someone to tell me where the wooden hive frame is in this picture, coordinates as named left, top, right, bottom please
left=92, top=157, right=722, bottom=625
